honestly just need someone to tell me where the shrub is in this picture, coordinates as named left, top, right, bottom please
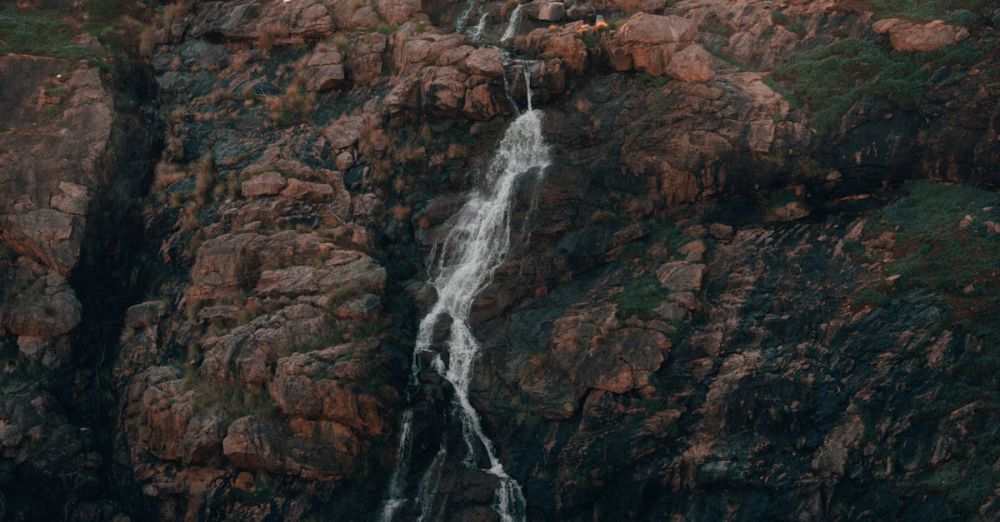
left=265, top=83, right=316, bottom=126
left=945, top=9, right=980, bottom=26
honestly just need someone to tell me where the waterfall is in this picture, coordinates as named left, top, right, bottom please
left=454, top=0, right=477, bottom=32
left=469, top=13, right=489, bottom=42
left=380, top=69, right=550, bottom=522
left=501, top=4, right=522, bottom=43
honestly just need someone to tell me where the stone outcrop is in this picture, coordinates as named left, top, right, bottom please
left=873, top=18, right=970, bottom=52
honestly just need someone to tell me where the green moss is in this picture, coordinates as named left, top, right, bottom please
left=614, top=273, right=667, bottom=320
left=0, top=7, right=105, bottom=60
left=767, top=38, right=983, bottom=135
left=866, top=0, right=988, bottom=21
left=868, top=180, right=1000, bottom=371
left=944, top=8, right=980, bottom=26
left=903, top=463, right=1000, bottom=514
left=702, top=22, right=734, bottom=37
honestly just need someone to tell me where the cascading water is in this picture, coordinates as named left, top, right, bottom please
left=380, top=67, right=548, bottom=522
left=454, top=0, right=478, bottom=32
left=501, top=4, right=522, bottom=43
left=469, top=13, right=489, bottom=42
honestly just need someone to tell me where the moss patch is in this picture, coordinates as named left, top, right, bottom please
left=766, top=38, right=983, bottom=135
left=0, top=6, right=104, bottom=60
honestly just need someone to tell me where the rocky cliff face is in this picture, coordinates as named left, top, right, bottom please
left=0, top=0, right=998, bottom=520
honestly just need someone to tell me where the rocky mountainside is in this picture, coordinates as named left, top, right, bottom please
left=0, top=0, right=998, bottom=520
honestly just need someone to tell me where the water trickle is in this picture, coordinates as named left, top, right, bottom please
left=501, top=4, right=522, bottom=43
left=380, top=69, right=550, bottom=522
left=469, top=12, right=489, bottom=42
left=454, top=0, right=477, bottom=32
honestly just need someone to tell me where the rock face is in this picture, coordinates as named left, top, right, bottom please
left=608, top=13, right=697, bottom=76
left=3, top=0, right=999, bottom=521
left=873, top=18, right=970, bottom=52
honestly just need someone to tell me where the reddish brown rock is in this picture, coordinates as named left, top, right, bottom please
left=551, top=305, right=671, bottom=393
left=873, top=18, right=969, bottom=52
left=464, top=47, right=504, bottom=78
left=301, top=50, right=345, bottom=92
left=656, top=261, right=706, bottom=292
left=608, top=14, right=695, bottom=76
left=269, top=341, right=393, bottom=435
left=463, top=84, right=504, bottom=120
left=0, top=209, right=84, bottom=276
left=241, top=171, right=287, bottom=198
left=347, top=33, right=388, bottom=85
left=421, top=66, right=468, bottom=116
left=125, top=367, right=226, bottom=465
left=665, top=44, right=714, bottom=82
left=378, top=0, right=422, bottom=23
left=543, top=33, right=587, bottom=74
left=3, top=271, right=81, bottom=337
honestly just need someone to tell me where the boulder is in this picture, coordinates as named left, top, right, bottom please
left=463, top=84, right=504, bottom=120
left=378, top=0, right=422, bottom=23
left=873, top=18, right=969, bottom=52
left=49, top=182, right=90, bottom=216
left=421, top=66, right=468, bottom=116
left=523, top=1, right=566, bottom=22
left=656, top=261, right=706, bottom=292
left=551, top=305, right=671, bottom=393
left=241, top=172, right=287, bottom=197
left=0, top=209, right=83, bottom=275
left=222, top=415, right=361, bottom=480
left=301, top=50, right=345, bottom=92
left=665, top=44, right=714, bottom=82
left=543, top=33, right=587, bottom=74
left=3, top=273, right=81, bottom=337
left=280, top=178, right=335, bottom=201
left=607, top=13, right=695, bottom=76
left=464, top=47, right=504, bottom=78
left=269, top=341, right=392, bottom=435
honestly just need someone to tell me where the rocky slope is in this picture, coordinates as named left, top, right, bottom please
left=0, top=0, right=998, bottom=520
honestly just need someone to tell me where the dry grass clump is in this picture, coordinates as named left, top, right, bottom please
left=265, top=82, right=316, bottom=126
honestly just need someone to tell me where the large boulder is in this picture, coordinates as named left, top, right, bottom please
left=873, top=18, right=970, bottom=52
left=300, top=50, right=345, bottom=91
left=607, top=13, right=696, bottom=76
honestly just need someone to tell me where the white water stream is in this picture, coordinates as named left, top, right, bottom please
left=380, top=69, right=548, bottom=522
left=501, top=4, right=522, bottom=43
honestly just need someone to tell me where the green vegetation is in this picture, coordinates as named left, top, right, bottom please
left=766, top=38, right=983, bottom=135
left=182, top=368, right=278, bottom=424
left=614, top=273, right=667, bottom=320
left=701, top=22, right=734, bottom=37
left=868, top=181, right=999, bottom=353
left=903, top=462, right=1000, bottom=515
left=0, top=6, right=104, bottom=60
left=866, top=0, right=988, bottom=21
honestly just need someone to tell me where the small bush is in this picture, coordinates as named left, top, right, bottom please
left=265, top=83, right=316, bottom=126
left=614, top=273, right=667, bottom=320
left=702, top=22, right=734, bottom=37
